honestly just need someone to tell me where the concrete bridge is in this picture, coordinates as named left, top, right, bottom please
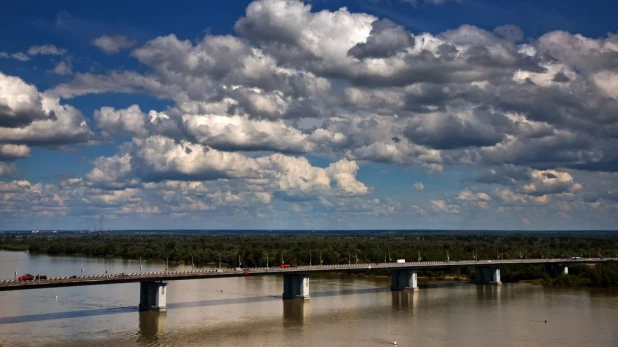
left=0, top=258, right=613, bottom=311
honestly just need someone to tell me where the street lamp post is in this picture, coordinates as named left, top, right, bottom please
left=348, top=252, right=350, bottom=265
left=266, top=253, right=269, bottom=268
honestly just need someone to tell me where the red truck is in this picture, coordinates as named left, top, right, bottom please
left=280, top=263, right=290, bottom=269
left=18, top=274, right=34, bottom=281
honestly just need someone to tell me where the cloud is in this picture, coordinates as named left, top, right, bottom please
left=85, top=135, right=368, bottom=198
left=0, top=144, right=30, bottom=161
left=0, top=162, right=18, bottom=177
left=4, top=0, right=618, bottom=228
left=521, top=169, right=582, bottom=196
left=430, top=200, right=460, bottom=214
left=493, top=25, right=524, bottom=42
left=348, top=19, right=414, bottom=59
left=413, top=182, right=424, bottom=190
left=403, top=110, right=506, bottom=150
left=92, top=35, right=137, bottom=54
left=0, top=73, right=94, bottom=147
left=457, top=189, right=491, bottom=208
left=0, top=73, right=49, bottom=127
left=53, top=60, right=72, bottom=75
left=94, top=104, right=346, bottom=153
left=474, top=165, right=582, bottom=197
left=2, top=52, right=30, bottom=62
left=44, top=1, right=618, bottom=177
left=27, top=44, right=67, bottom=56
left=94, top=105, right=150, bottom=138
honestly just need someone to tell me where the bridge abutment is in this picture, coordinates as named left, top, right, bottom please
left=474, top=267, right=501, bottom=285
left=391, top=270, right=418, bottom=291
left=139, top=281, right=167, bottom=311
left=282, top=274, right=310, bottom=300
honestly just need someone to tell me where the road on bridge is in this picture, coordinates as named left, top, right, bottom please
left=1, top=257, right=614, bottom=292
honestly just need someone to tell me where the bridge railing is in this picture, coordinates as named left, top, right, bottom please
left=2, top=258, right=615, bottom=285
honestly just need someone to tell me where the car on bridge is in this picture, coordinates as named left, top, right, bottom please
left=18, top=274, right=34, bottom=281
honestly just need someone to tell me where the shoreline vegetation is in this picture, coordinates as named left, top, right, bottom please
left=1, top=232, right=618, bottom=288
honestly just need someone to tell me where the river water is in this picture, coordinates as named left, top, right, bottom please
left=0, top=250, right=617, bottom=347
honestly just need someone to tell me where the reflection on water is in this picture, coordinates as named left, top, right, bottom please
left=283, top=299, right=309, bottom=325
left=138, top=311, right=166, bottom=345
left=391, top=290, right=418, bottom=309
left=1, top=250, right=618, bottom=347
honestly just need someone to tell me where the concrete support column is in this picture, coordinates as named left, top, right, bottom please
left=545, top=264, right=568, bottom=277
left=492, top=268, right=501, bottom=284
left=139, top=281, right=167, bottom=311
left=474, top=267, right=501, bottom=285
left=391, top=270, right=418, bottom=291
left=282, top=274, right=310, bottom=300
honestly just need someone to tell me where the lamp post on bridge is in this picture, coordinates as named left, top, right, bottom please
left=266, top=253, right=269, bottom=268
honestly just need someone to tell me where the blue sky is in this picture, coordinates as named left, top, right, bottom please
left=1, top=0, right=618, bottom=230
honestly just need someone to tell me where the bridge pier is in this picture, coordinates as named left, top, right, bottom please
left=474, top=267, right=501, bottom=285
left=545, top=264, right=568, bottom=277
left=282, top=274, right=310, bottom=300
left=139, top=281, right=167, bottom=311
left=391, top=270, right=418, bottom=291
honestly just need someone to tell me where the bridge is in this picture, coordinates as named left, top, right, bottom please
left=1, top=258, right=613, bottom=311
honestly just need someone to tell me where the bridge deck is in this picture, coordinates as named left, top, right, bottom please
left=1, top=258, right=613, bottom=291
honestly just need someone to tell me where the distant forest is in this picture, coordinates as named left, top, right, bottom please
left=1, top=232, right=618, bottom=287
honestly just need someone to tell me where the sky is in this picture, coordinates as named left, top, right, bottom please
left=1, top=0, right=618, bottom=230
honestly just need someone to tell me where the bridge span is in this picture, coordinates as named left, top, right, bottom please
left=1, top=258, right=613, bottom=311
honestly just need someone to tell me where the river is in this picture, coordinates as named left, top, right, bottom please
left=0, top=250, right=617, bottom=346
